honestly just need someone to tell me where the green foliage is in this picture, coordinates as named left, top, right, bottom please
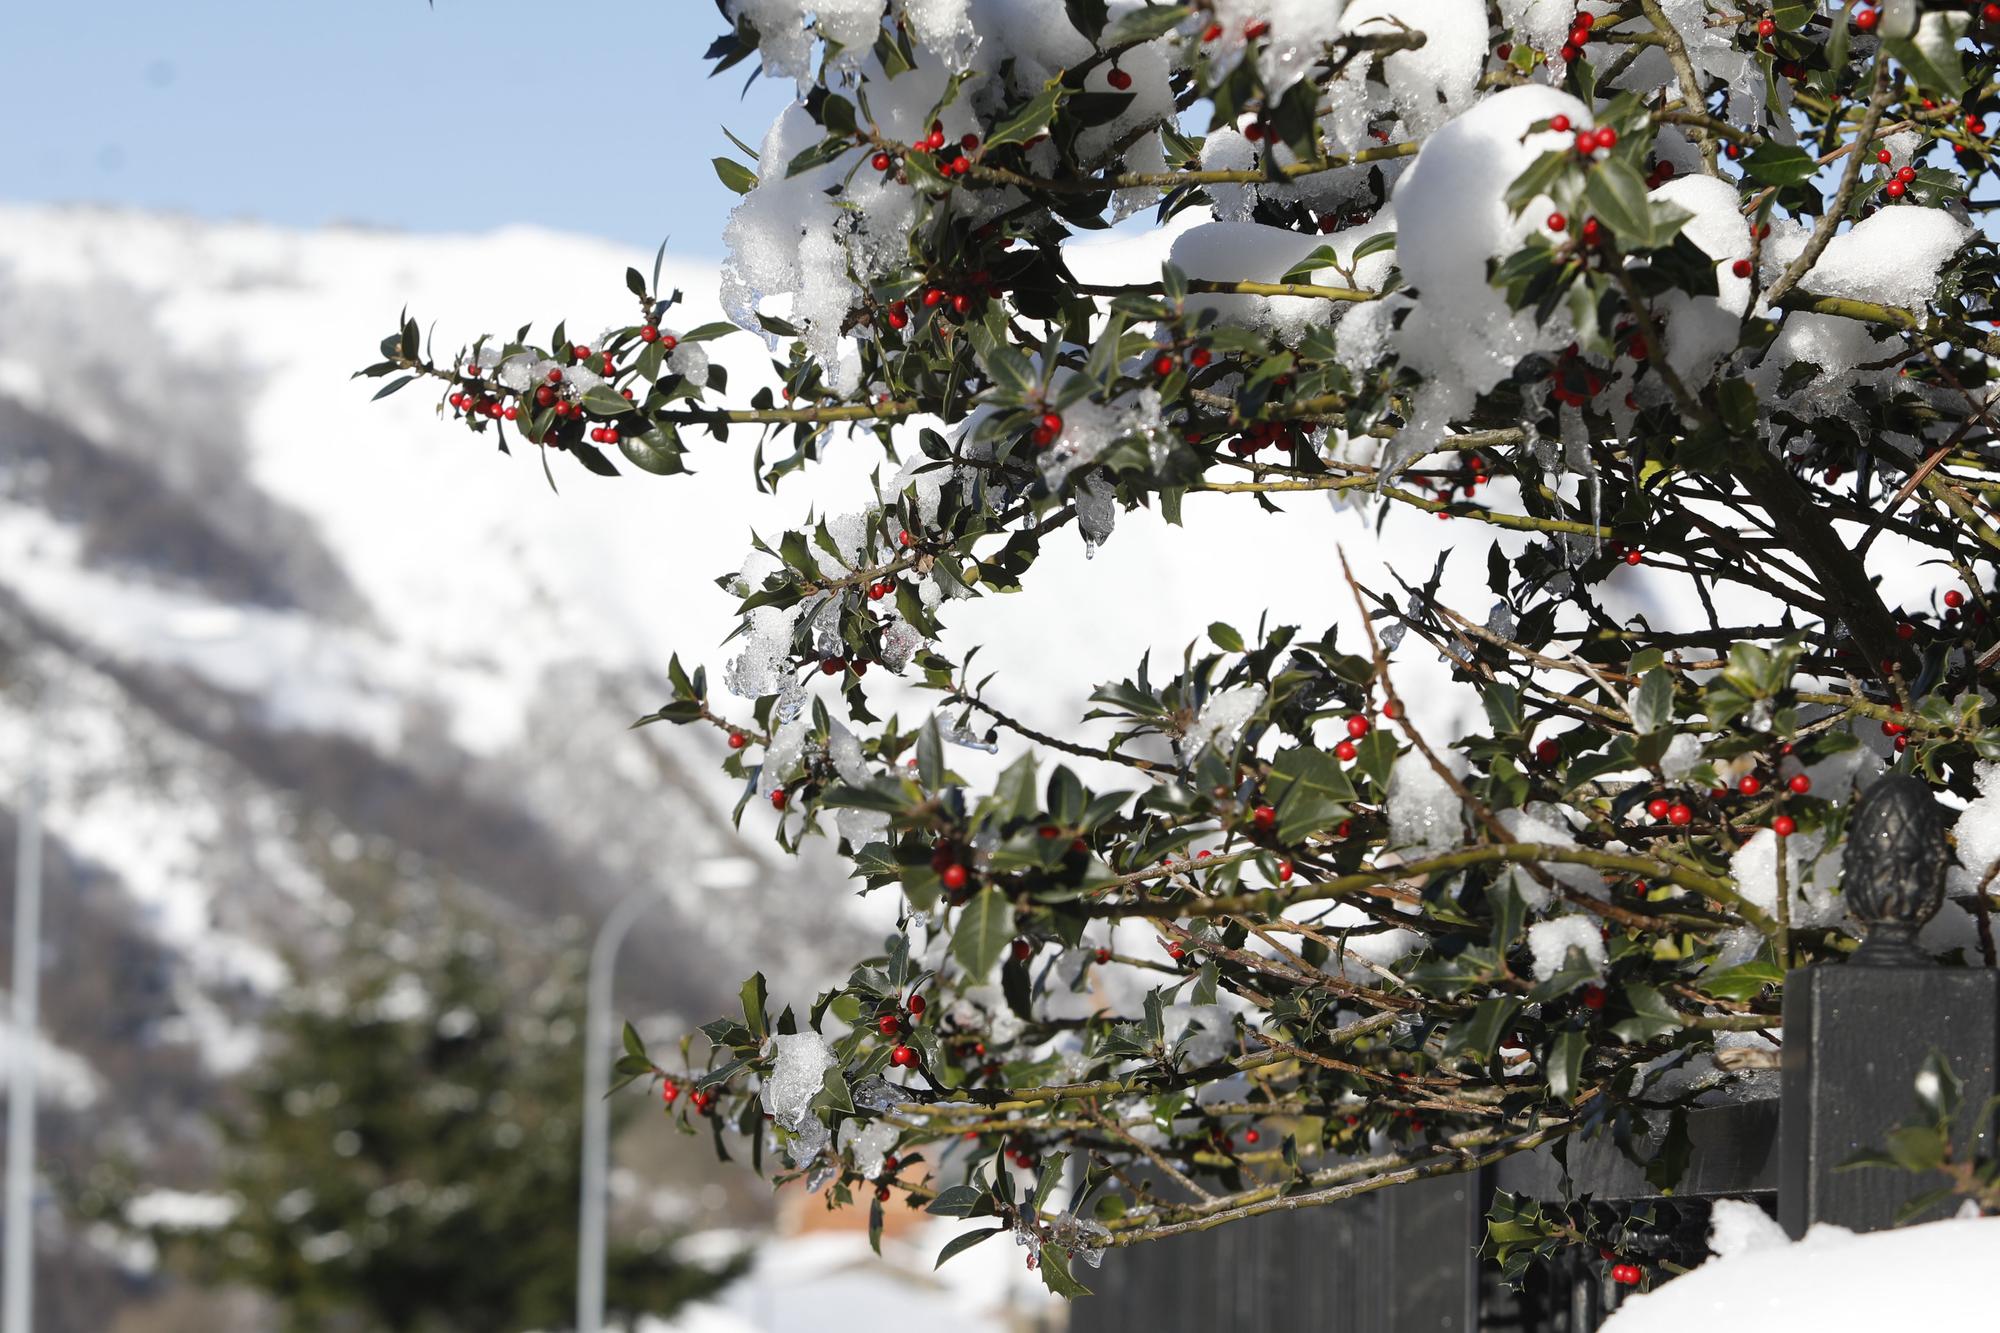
left=164, top=888, right=738, bottom=1332
left=365, top=0, right=2000, bottom=1303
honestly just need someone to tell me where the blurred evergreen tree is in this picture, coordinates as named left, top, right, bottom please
left=174, top=886, right=739, bottom=1332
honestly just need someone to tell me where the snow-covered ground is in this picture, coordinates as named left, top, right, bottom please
left=1602, top=1201, right=2000, bottom=1331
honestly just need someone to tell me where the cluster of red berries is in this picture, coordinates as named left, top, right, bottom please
left=1559, top=9, right=1596, bottom=63
left=1645, top=795, right=1696, bottom=827
left=448, top=390, right=516, bottom=423
left=1030, top=410, right=1063, bottom=448
left=661, top=1078, right=715, bottom=1114
left=872, top=122, right=981, bottom=180
left=1226, top=415, right=1294, bottom=457
left=1611, top=1261, right=1643, bottom=1286
left=1333, top=712, right=1371, bottom=763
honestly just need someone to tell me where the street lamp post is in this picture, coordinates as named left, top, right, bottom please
left=4, top=695, right=46, bottom=1333
left=575, top=887, right=662, bottom=1333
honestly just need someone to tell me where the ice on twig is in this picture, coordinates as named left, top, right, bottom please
left=759, top=1031, right=836, bottom=1130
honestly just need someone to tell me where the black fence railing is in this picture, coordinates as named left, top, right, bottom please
left=1070, top=775, right=2000, bottom=1332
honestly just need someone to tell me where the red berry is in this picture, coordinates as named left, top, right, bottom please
left=1896, top=622, right=1917, bottom=641
left=1668, top=803, right=1693, bottom=827
left=1946, top=589, right=1967, bottom=608
left=1345, top=714, right=1371, bottom=739
left=1153, top=352, right=1177, bottom=377
left=728, top=732, right=748, bottom=750
left=1536, top=738, right=1561, bottom=765
left=1897, top=165, right=1916, bottom=183
left=770, top=790, right=788, bottom=809
left=1738, top=775, right=1763, bottom=796
left=1624, top=548, right=1643, bottom=566
left=889, top=1045, right=916, bottom=1068
left=1167, top=942, right=1187, bottom=961
left=1253, top=804, right=1276, bottom=830
left=941, top=863, right=967, bottom=890
left=1277, top=859, right=1294, bottom=882
left=1971, top=116, right=1988, bottom=136
left=1560, top=44, right=1580, bottom=62
left=1547, top=212, right=1568, bottom=232
left=1334, top=740, right=1358, bottom=762
left=1789, top=774, right=1812, bottom=794
left=1732, top=258, right=1753, bottom=278
left=922, top=287, right=945, bottom=308
left=1011, top=939, right=1032, bottom=962
left=1986, top=2, right=2000, bottom=20
left=886, top=303, right=909, bottom=330
left=1885, top=178, right=1906, bottom=200
left=906, top=994, right=925, bottom=1015
left=878, top=1013, right=902, bottom=1036
left=1581, top=217, right=1603, bottom=242
left=1040, top=411, right=1063, bottom=434
left=1094, top=947, right=1112, bottom=963
left=950, top=292, right=972, bottom=315
left=1581, top=984, right=1606, bottom=1010
left=1594, top=126, right=1618, bottom=150
left=1757, top=17, right=1775, bottom=35
left=547, top=367, right=564, bottom=383
left=1773, top=815, right=1796, bottom=837
left=1612, top=1263, right=1642, bottom=1286
left=872, top=152, right=892, bottom=171
left=1202, top=21, right=1223, bottom=40
left=1550, top=114, right=1572, bottom=133
left=1647, top=797, right=1671, bottom=820
left=1245, top=1129, right=1260, bottom=1144
left=1031, top=426, right=1055, bottom=448
left=1243, top=18, right=1270, bottom=39
left=662, top=1081, right=680, bottom=1104
left=1107, top=67, right=1132, bottom=90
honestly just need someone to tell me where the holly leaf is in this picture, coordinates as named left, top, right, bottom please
left=951, top=886, right=1015, bottom=978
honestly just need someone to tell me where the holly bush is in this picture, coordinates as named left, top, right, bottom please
left=365, top=0, right=2000, bottom=1298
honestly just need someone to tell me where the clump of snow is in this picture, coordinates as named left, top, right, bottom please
left=725, top=602, right=804, bottom=699
left=1649, top=175, right=1752, bottom=387
left=1601, top=1210, right=2000, bottom=1331
left=1527, top=913, right=1606, bottom=979
left=1186, top=684, right=1266, bottom=758
left=1497, top=803, right=1606, bottom=910
left=1353, top=84, right=1591, bottom=467
left=760, top=1031, right=837, bottom=1129
left=1793, top=207, right=1970, bottom=310
left=125, top=1189, right=239, bottom=1232
left=1951, top=762, right=2000, bottom=894
left=1386, top=749, right=1465, bottom=854
left=837, top=1117, right=901, bottom=1180
left=1704, top=1198, right=1789, bottom=1258
left=1170, top=218, right=1396, bottom=345
left=1208, top=0, right=1350, bottom=93
left=1729, top=827, right=1845, bottom=931
left=1339, top=0, right=1487, bottom=136
left=1039, top=389, right=1164, bottom=490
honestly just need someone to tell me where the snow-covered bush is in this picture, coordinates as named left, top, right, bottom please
left=364, top=0, right=2000, bottom=1299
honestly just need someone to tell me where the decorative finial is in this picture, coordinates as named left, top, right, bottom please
left=1843, top=773, right=1949, bottom=966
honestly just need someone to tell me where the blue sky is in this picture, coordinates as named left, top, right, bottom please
left=2, top=2, right=794, bottom=257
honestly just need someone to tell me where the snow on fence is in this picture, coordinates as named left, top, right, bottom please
left=1070, top=775, right=2000, bottom=1332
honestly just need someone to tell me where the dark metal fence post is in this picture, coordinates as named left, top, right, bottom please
left=1779, top=773, right=2000, bottom=1236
